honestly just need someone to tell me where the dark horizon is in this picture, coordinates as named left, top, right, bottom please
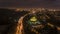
left=0, top=0, right=60, bottom=9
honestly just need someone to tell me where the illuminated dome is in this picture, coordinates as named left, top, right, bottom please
left=28, top=16, right=41, bottom=25
left=30, top=16, right=37, bottom=22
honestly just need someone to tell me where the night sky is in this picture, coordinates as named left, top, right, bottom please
left=0, top=0, right=60, bottom=8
